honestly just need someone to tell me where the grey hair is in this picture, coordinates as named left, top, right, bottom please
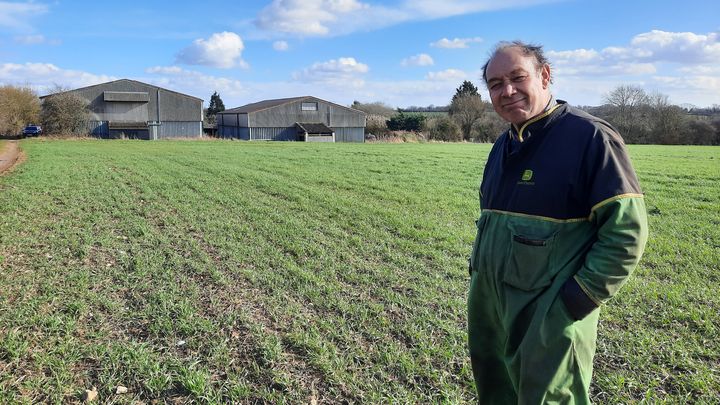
left=482, top=40, right=553, bottom=85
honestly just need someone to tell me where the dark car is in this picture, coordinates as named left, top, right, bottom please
left=22, top=125, right=42, bottom=137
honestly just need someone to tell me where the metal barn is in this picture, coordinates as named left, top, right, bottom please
left=217, top=96, right=366, bottom=142
left=41, top=79, right=203, bottom=139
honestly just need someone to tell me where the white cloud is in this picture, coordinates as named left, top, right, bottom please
left=273, top=40, right=289, bottom=51
left=254, top=0, right=557, bottom=37
left=401, top=53, right=434, bottom=67
left=144, top=66, right=247, bottom=103
left=145, top=66, right=184, bottom=75
left=176, top=32, right=248, bottom=69
left=628, top=30, right=720, bottom=64
left=0, top=1, right=49, bottom=30
left=425, top=68, right=467, bottom=81
left=430, top=37, right=483, bottom=49
left=255, top=0, right=370, bottom=36
left=293, top=57, right=368, bottom=85
left=0, top=62, right=115, bottom=95
left=549, top=30, right=720, bottom=80
left=547, top=49, right=601, bottom=64
left=14, top=35, right=46, bottom=45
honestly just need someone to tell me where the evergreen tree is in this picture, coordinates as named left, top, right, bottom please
left=449, top=81, right=484, bottom=140
left=207, top=91, right=226, bottom=116
left=451, top=80, right=480, bottom=104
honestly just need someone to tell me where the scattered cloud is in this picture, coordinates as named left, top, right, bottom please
left=430, top=37, right=483, bottom=49
left=425, top=68, right=467, bottom=81
left=550, top=30, right=720, bottom=75
left=144, top=66, right=247, bottom=102
left=176, top=32, right=248, bottom=69
left=273, top=40, right=289, bottom=51
left=253, top=0, right=558, bottom=37
left=145, top=66, right=184, bottom=75
left=14, top=35, right=44, bottom=45
left=401, top=53, right=434, bottom=67
left=0, top=1, right=49, bottom=31
left=255, top=0, right=371, bottom=36
left=628, top=30, right=720, bottom=64
left=292, top=57, right=369, bottom=86
left=0, top=62, right=115, bottom=95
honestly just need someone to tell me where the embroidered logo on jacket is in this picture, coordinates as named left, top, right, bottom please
left=518, top=169, right=535, bottom=185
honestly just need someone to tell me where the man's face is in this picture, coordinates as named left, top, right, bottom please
left=485, top=47, right=551, bottom=126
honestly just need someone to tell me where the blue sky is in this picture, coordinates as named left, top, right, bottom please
left=1, top=0, right=719, bottom=109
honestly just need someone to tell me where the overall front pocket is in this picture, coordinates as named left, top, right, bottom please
left=503, top=224, right=557, bottom=291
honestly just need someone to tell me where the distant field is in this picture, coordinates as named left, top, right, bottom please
left=0, top=140, right=717, bottom=403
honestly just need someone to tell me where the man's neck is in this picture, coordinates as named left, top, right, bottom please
left=511, top=95, right=556, bottom=133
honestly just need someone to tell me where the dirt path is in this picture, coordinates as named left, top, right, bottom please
left=0, top=140, right=23, bottom=175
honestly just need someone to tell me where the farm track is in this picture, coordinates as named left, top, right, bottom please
left=0, top=141, right=22, bottom=175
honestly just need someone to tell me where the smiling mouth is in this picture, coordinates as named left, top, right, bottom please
left=502, top=99, right=525, bottom=109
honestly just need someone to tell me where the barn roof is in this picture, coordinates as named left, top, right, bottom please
left=221, top=96, right=366, bottom=115
left=39, top=79, right=203, bottom=101
left=296, top=122, right=334, bottom=134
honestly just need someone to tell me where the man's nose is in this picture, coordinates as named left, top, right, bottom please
left=502, top=83, right=515, bottom=97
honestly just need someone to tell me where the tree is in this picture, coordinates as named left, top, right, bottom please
left=451, top=80, right=480, bottom=104
left=0, top=85, right=40, bottom=136
left=205, top=91, right=225, bottom=127
left=350, top=101, right=396, bottom=117
left=449, top=80, right=485, bottom=140
left=647, top=92, right=685, bottom=144
left=386, top=111, right=426, bottom=131
left=40, top=87, right=89, bottom=136
left=207, top=91, right=225, bottom=116
left=603, top=85, right=651, bottom=143
left=424, top=116, right=461, bottom=142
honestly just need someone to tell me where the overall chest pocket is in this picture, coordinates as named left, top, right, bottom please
left=503, top=222, right=558, bottom=291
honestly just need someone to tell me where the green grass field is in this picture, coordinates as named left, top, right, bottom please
left=0, top=140, right=718, bottom=403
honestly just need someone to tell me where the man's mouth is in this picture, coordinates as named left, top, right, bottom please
left=502, top=99, right=525, bottom=109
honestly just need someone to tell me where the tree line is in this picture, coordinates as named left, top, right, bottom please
left=1, top=83, right=718, bottom=145
left=352, top=82, right=720, bottom=145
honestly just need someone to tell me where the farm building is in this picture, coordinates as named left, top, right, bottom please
left=217, top=96, right=366, bottom=142
left=40, top=79, right=203, bottom=139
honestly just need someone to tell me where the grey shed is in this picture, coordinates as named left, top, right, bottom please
left=217, top=96, right=366, bottom=142
left=40, top=79, right=203, bottom=139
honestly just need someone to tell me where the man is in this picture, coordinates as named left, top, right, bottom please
left=467, top=41, right=648, bottom=403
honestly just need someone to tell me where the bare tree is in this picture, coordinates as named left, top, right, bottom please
left=350, top=101, right=396, bottom=117
left=40, top=87, right=90, bottom=136
left=450, top=94, right=485, bottom=141
left=647, top=92, right=685, bottom=144
left=603, top=85, right=650, bottom=143
left=0, top=85, right=40, bottom=136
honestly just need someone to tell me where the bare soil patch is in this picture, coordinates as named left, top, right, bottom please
left=0, top=140, right=23, bottom=175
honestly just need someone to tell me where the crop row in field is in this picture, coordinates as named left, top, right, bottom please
left=0, top=140, right=717, bottom=403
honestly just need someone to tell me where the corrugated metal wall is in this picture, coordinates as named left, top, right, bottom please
left=249, top=127, right=297, bottom=141
left=217, top=98, right=365, bottom=142
left=333, top=127, right=365, bottom=142
left=250, top=99, right=365, bottom=127
left=84, top=120, right=201, bottom=138
left=53, top=79, right=202, bottom=139
left=218, top=126, right=249, bottom=139
left=158, top=122, right=202, bottom=138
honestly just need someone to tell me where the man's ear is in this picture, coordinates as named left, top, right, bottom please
left=541, top=64, right=551, bottom=88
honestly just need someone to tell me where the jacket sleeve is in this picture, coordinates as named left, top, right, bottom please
left=560, top=121, right=649, bottom=320
left=562, top=197, right=648, bottom=319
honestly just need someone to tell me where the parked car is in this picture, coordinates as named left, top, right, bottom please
left=22, top=125, right=42, bottom=137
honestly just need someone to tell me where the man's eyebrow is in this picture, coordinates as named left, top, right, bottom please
left=487, top=68, right=528, bottom=83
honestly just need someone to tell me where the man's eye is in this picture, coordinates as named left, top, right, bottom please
left=489, top=83, right=501, bottom=90
left=512, top=76, right=527, bottom=82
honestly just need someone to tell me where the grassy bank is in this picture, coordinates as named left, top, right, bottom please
left=0, top=140, right=717, bottom=402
